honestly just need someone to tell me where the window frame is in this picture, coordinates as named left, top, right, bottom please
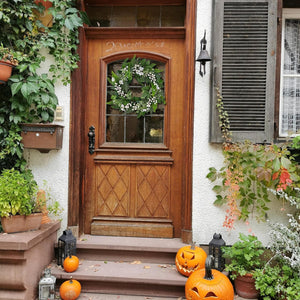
left=99, top=51, right=171, bottom=150
left=279, top=8, right=300, bottom=137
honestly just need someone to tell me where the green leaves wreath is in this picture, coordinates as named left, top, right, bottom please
left=107, top=56, right=165, bottom=118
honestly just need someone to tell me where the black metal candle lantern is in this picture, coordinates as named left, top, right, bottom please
left=209, top=233, right=225, bottom=271
left=57, top=229, right=76, bottom=266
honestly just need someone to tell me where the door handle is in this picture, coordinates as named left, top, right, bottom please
left=88, top=126, right=95, bottom=154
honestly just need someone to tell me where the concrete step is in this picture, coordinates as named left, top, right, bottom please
left=51, top=236, right=190, bottom=298
left=51, top=259, right=186, bottom=298
left=55, top=293, right=253, bottom=300
left=75, top=235, right=190, bottom=264
left=51, top=236, right=253, bottom=299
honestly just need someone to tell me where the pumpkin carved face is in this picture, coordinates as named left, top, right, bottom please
left=175, top=244, right=207, bottom=276
left=63, top=255, right=79, bottom=273
left=185, top=256, right=234, bottom=300
left=59, top=278, right=81, bottom=300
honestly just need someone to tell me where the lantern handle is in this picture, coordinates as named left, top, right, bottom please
left=204, top=255, right=214, bottom=280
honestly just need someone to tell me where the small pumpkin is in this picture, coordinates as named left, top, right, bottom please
left=59, top=278, right=81, bottom=300
left=63, top=255, right=79, bottom=273
left=175, top=243, right=207, bottom=276
left=185, top=255, right=234, bottom=300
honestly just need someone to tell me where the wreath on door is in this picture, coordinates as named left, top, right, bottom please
left=107, top=56, right=165, bottom=118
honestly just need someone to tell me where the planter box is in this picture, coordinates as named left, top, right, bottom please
left=1, top=213, right=42, bottom=233
left=21, top=123, right=64, bottom=153
left=0, top=221, right=60, bottom=300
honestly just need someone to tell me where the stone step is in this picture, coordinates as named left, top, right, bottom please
left=51, top=259, right=187, bottom=298
left=61, top=293, right=253, bottom=300
left=59, top=293, right=252, bottom=300
left=74, top=235, right=191, bottom=264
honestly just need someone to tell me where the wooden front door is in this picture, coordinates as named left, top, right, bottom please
left=69, top=0, right=196, bottom=241
left=83, top=34, right=186, bottom=238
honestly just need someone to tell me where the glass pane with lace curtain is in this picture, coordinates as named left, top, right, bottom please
left=280, top=18, right=300, bottom=136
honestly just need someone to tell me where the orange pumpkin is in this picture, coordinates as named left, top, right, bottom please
left=59, top=278, right=81, bottom=300
left=175, top=244, right=207, bottom=276
left=63, top=255, right=79, bottom=273
left=185, top=255, right=234, bottom=300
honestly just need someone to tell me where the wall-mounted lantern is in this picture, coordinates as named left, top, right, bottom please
left=196, top=30, right=211, bottom=77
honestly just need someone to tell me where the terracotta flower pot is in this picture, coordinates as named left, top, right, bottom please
left=1, top=213, right=43, bottom=233
left=234, top=273, right=259, bottom=299
left=0, top=60, right=14, bottom=84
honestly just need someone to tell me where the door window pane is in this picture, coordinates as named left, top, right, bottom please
left=106, top=59, right=165, bottom=144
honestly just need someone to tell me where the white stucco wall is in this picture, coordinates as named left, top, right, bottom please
left=25, top=1, right=291, bottom=245
left=24, top=50, right=70, bottom=234
left=192, top=0, right=291, bottom=246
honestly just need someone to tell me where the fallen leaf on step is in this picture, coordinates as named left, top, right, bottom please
left=144, top=265, right=151, bottom=269
left=159, top=264, right=167, bottom=268
left=131, top=260, right=142, bottom=264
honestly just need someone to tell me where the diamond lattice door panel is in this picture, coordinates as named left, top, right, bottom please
left=95, top=164, right=130, bottom=217
left=91, top=163, right=173, bottom=238
left=136, top=165, right=170, bottom=218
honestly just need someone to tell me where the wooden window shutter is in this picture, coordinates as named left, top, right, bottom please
left=210, top=0, right=278, bottom=143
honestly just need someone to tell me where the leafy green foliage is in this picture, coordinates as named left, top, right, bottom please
left=0, top=0, right=86, bottom=171
left=254, top=259, right=300, bottom=300
left=222, top=233, right=265, bottom=279
left=209, top=88, right=300, bottom=228
left=207, top=140, right=300, bottom=229
left=0, top=168, right=38, bottom=217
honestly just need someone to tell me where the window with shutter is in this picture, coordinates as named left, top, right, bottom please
left=210, top=0, right=278, bottom=143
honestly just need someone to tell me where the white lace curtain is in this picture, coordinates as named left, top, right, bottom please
left=281, top=18, right=300, bottom=136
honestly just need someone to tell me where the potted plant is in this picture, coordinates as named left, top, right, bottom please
left=0, top=168, right=43, bottom=233
left=0, top=44, right=18, bottom=84
left=253, top=189, right=300, bottom=299
left=222, top=233, right=265, bottom=299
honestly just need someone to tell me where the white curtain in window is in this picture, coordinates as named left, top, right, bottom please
left=281, top=19, right=300, bottom=135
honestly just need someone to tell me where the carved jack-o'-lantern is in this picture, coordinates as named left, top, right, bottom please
left=175, top=244, right=207, bottom=276
left=185, top=255, right=234, bottom=300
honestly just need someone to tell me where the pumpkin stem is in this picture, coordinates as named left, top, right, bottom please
left=204, top=255, right=214, bottom=280
left=190, top=242, right=196, bottom=250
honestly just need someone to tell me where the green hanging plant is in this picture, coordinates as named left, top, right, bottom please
left=0, top=0, right=88, bottom=171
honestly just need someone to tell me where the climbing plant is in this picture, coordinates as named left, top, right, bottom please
left=207, top=88, right=300, bottom=229
left=0, top=0, right=87, bottom=171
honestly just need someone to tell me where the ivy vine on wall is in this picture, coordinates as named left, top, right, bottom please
left=0, top=0, right=87, bottom=171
